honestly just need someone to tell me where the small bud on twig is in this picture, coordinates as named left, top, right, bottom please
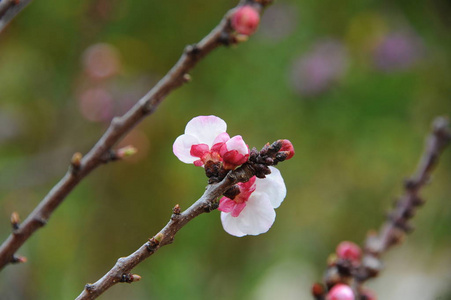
left=120, top=273, right=142, bottom=283
left=11, top=255, right=27, bottom=264
left=116, top=145, right=138, bottom=159
left=148, top=233, right=164, bottom=251
left=172, top=204, right=181, bottom=215
left=10, top=212, right=20, bottom=230
left=71, top=152, right=83, bottom=171
left=311, top=282, right=325, bottom=299
left=183, top=73, right=192, bottom=83
left=231, top=5, right=260, bottom=36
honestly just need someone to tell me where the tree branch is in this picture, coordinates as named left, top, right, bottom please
left=316, top=116, right=451, bottom=299
left=0, top=0, right=33, bottom=33
left=0, top=0, right=273, bottom=271
left=75, top=139, right=291, bottom=299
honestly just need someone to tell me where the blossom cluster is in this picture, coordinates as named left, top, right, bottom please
left=173, top=116, right=294, bottom=237
left=312, top=241, right=377, bottom=300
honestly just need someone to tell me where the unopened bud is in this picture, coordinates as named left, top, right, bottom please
left=183, top=73, right=192, bottom=83
left=154, top=232, right=164, bottom=243
left=327, top=284, right=355, bottom=300
left=131, top=274, right=142, bottom=282
left=336, top=241, right=362, bottom=264
left=11, top=212, right=20, bottom=230
left=116, top=145, right=137, bottom=159
left=311, top=282, right=325, bottom=298
left=11, top=255, right=27, bottom=264
left=71, top=152, right=83, bottom=169
left=231, top=6, right=260, bottom=36
left=279, top=139, right=295, bottom=160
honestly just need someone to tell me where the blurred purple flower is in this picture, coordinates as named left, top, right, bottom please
left=82, top=43, right=121, bottom=80
left=77, top=88, right=114, bottom=123
left=373, top=31, right=424, bottom=72
left=290, top=39, right=348, bottom=97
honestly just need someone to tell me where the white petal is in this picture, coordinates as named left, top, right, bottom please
left=172, top=134, right=199, bottom=164
left=255, top=166, right=286, bottom=208
left=184, top=116, right=227, bottom=147
left=235, top=193, right=276, bottom=236
left=225, top=135, right=249, bottom=155
left=221, top=212, right=246, bottom=237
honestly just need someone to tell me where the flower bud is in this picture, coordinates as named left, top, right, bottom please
left=231, top=6, right=260, bottom=36
left=116, top=145, right=138, bottom=159
left=336, top=241, right=362, bottom=264
left=327, top=284, right=355, bottom=300
left=311, top=282, right=325, bottom=298
left=279, top=139, right=295, bottom=160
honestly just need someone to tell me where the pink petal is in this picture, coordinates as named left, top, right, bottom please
left=255, top=166, right=286, bottom=208
left=220, top=212, right=246, bottom=237
left=238, top=176, right=256, bottom=200
left=218, top=197, right=236, bottom=213
left=222, top=150, right=249, bottom=167
left=190, top=144, right=210, bottom=158
left=221, top=135, right=249, bottom=156
left=173, top=134, right=200, bottom=164
left=212, top=132, right=230, bottom=145
left=184, top=116, right=227, bottom=147
left=231, top=202, right=247, bottom=217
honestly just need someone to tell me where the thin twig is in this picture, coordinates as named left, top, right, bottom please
left=75, top=139, right=292, bottom=299
left=317, top=116, right=451, bottom=299
left=0, top=0, right=33, bottom=33
left=75, top=164, right=251, bottom=299
left=0, top=0, right=273, bottom=270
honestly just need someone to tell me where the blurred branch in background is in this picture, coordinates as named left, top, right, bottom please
left=0, top=0, right=273, bottom=271
left=313, top=116, right=451, bottom=300
left=0, top=0, right=33, bottom=32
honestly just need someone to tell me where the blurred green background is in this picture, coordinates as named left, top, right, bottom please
left=0, top=0, right=450, bottom=299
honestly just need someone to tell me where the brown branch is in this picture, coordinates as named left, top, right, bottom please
left=316, top=116, right=451, bottom=299
left=0, top=0, right=273, bottom=271
left=75, top=139, right=291, bottom=299
left=0, top=0, right=33, bottom=33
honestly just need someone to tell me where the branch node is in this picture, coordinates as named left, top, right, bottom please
left=185, top=44, right=200, bottom=57
left=203, top=201, right=219, bottom=213
left=34, top=216, right=47, bottom=227
left=84, top=283, right=95, bottom=292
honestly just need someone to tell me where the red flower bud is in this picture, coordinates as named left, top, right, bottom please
left=279, top=139, right=295, bottom=160
left=231, top=6, right=260, bottom=36
left=336, top=241, right=362, bottom=263
left=327, top=284, right=355, bottom=300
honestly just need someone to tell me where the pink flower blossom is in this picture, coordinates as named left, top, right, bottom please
left=173, top=116, right=249, bottom=169
left=219, top=166, right=286, bottom=237
left=231, top=5, right=260, bottom=36
left=336, top=241, right=362, bottom=264
left=327, top=284, right=355, bottom=300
